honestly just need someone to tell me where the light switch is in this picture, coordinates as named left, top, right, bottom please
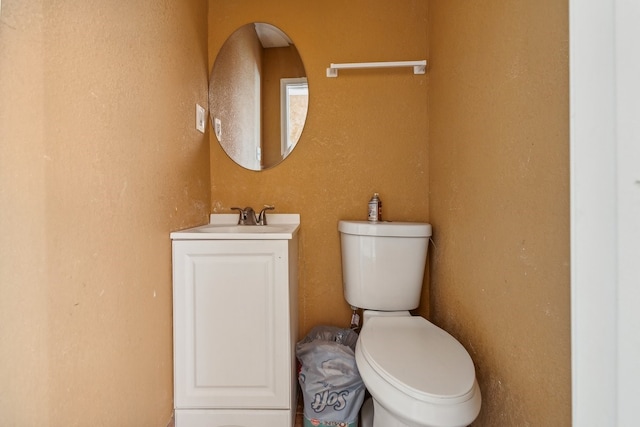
left=196, top=104, right=206, bottom=133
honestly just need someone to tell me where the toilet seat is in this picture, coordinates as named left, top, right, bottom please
left=358, top=316, right=477, bottom=404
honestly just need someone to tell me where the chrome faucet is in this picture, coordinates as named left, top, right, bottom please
left=231, top=207, right=257, bottom=225
left=231, top=205, right=274, bottom=225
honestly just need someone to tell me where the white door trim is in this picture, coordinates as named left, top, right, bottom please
left=570, top=1, right=640, bottom=425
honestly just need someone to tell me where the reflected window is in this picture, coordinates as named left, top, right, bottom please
left=281, top=78, right=309, bottom=156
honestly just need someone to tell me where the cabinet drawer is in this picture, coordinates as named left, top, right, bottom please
left=175, top=408, right=293, bottom=427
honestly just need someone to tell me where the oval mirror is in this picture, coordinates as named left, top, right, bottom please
left=209, top=23, right=309, bottom=171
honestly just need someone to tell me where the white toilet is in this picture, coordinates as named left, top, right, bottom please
left=339, top=220, right=481, bottom=427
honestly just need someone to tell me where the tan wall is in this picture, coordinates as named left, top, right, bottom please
left=428, top=1, right=571, bottom=425
left=262, top=45, right=306, bottom=167
left=0, top=0, right=210, bottom=425
left=208, top=1, right=430, bottom=333
left=0, top=0, right=571, bottom=424
left=210, top=24, right=263, bottom=170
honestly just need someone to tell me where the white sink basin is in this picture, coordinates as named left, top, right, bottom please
left=194, top=224, right=293, bottom=234
left=170, top=214, right=300, bottom=240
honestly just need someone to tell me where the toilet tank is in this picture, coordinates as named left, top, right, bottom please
left=338, top=221, right=432, bottom=311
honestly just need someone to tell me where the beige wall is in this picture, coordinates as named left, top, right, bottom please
left=0, top=0, right=210, bottom=425
left=210, top=0, right=570, bottom=425
left=262, top=45, right=306, bottom=167
left=0, top=0, right=571, bottom=424
left=210, top=24, right=263, bottom=170
left=428, top=1, right=571, bottom=425
left=208, top=1, right=430, bottom=332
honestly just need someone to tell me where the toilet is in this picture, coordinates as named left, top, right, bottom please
left=339, top=220, right=481, bottom=427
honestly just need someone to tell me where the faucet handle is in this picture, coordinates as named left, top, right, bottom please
left=258, top=205, right=275, bottom=225
left=230, top=207, right=246, bottom=224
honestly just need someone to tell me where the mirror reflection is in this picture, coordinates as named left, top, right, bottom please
left=209, top=23, right=309, bottom=171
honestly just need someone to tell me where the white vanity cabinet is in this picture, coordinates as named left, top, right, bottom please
left=170, top=215, right=299, bottom=427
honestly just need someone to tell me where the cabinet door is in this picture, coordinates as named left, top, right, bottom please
left=173, top=240, right=290, bottom=409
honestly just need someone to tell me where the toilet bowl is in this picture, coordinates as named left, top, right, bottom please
left=356, top=312, right=481, bottom=427
left=338, top=220, right=481, bottom=427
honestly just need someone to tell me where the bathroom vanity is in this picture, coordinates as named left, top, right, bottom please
left=170, top=214, right=300, bottom=427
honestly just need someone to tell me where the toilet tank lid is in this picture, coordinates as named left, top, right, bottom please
left=339, top=220, right=432, bottom=237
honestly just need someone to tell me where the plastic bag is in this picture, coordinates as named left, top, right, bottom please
left=296, top=326, right=365, bottom=427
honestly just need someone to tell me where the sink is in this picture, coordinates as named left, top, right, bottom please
left=195, top=224, right=292, bottom=234
left=170, top=213, right=300, bottom=240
